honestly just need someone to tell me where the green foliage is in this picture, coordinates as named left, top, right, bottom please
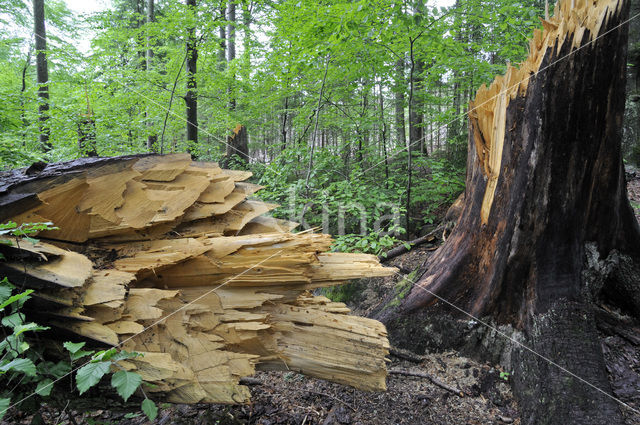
left=141, top=398, right=158, bottom=421
left=0, top=222, right=155, bottom=421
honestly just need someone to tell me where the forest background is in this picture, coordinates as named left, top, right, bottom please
left=2, top=0, right=639, bottom=255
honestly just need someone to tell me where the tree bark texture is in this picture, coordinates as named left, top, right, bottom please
left=376, top=1, right=640, bottom=424
left=146, top=0, right=157, bottom=152
left=185, top=0, right=199, bottom=156
left=33, top=0, right=50, bottom=152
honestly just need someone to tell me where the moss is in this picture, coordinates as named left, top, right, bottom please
left=387, top=270, right=417, bottom=308
left=320, top=280, right=362, bottom=303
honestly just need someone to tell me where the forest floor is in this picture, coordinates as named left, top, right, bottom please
left=4, top=175, right=640, bottom=425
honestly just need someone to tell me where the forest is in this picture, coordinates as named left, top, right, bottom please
left=1, top=0, right=640, bottom=424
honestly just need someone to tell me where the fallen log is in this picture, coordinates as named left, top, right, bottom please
left=0, top=154, right=396, bottom=404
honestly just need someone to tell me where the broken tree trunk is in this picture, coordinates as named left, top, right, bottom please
left=0, top=153, right=395, bottom=404
left=376, top=0, right=640, bottom=424
left=224, top=124, right=249, bottom=165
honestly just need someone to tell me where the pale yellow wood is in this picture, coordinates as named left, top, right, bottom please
left=470, top=0, right=622, bottom=224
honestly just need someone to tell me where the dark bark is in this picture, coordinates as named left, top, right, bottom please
left=33, top=0, right=51, bottom=152
left=0, top=155, right=148, bottom=223
left=375, top=2, right=640, bottom=424
left=225, top=124, right=249, bottom=163
left=146, top=0, right=157, bottom=152
left=185, top=0, right=198, bottom=157
left=218, top=1, right=226, bottom=71
left=226, top=0, right=236, bottom=111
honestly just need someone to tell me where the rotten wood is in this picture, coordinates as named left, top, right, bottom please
left=0, top=154, right=396, bottom=405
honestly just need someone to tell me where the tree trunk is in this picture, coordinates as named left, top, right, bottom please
left=33, top=0, right=50, bottom=152
left=225, top=123, right=249, bottom=163
left=376, top=1, right=640, bottom=424
left=218, top=1, right=226, bottom=71
left=394, top=58, right=406, bottom=147
left=226, top=0, right=236, bottom=111
left=146, top=0, right=157, bottom=152
left=185, top=0, right=198, bottom=157
left=409, top=56, right=424, bottom=155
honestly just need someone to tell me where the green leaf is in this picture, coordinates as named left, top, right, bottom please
left=35, top=378, right=54, bottom=396
left=0, top=289, right=33, bottom=310
left=0, top=285, right=12, bottom=303
left=91, top=348, right=117, bottom=362
left=76, top=361, right=110, bottom=394
left=111, top=370, right=142, bottom=402
left=64, top=341, right=93, bottom=360
left=141, top=398, right=158, bottom=421
left=0, top=397, right=9, bottom=420
left=1, top=312, right=24, bottom=329
left=63, top=341, right=86, bottom=354
left=13, top=322, right=48, bottom=336
left=0, top=358, right=36, bottom=376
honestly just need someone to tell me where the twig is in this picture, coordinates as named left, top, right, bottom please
left=388, top=368, right=464, bottom=396
left=389, top=346, right=428, bottom=363
left=305, top=390, right=356, bottom=412
left=239, top=377, right=262, bottom=386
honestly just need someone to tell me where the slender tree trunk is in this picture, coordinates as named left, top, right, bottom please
left=33, top=0, right=51, bottom=152
left=281, top=96, right=289, bottom=150
left=409, top=58, right=424, bottom=155
left=394, top=58, right=406, bottom=148
left=146, top=0, right=157, bottom=152
left=218, top=0, right=226, bottom=71
left=405, top=39, right=416, bottom=236
left=226, top=0, right=236, bottom=111
left=20, top=46, right=32, bottom=143
left=305, top=55, right=330, bottom=188
left=185, top=0, right=198, bottom=157
left=377, top=2, right=639, bottom=424
left=379, top=79, right=389, bottom=186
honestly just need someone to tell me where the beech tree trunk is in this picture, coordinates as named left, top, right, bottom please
left=146, top=0, right=157, bottom=152
left=185, top=0, right=198, bottom=157
left=33, top=0, right=50, bottom=152
left=394, top=58, right=406, bottom=147
left=376, top=1, right=640, bottom=424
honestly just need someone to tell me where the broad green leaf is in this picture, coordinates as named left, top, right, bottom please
left=1, top=312, right=24, bottom=329
left=0, top=397, right=9, bottom=420
left=63, top=341, right=86, bottom=354
left=64, top=341, right=93, bottom=360
left=111, top=370, right=142, bottom=402
left=13, top=322, right=48, bottom=337
left=0, top=289, right=33, bottom=310
left=91, top=348, right=117, bottom=362
left=46, top=360, right=72, bottom=378
left=0, top=358, right=36, bottom=376
left=35, top=378, right=54, bottom=396
left=76, top=361, right=110, bottom=394
left=141, top=398, right=158, bottom=421
left=0, top=285, right=11, bottom=303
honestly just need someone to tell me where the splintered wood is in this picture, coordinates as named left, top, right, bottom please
left=468, top=0, right=623, bottom=224
left=0, top=154, right=396, bottom=404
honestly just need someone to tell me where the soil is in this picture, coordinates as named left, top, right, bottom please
left=3, top=174, right=640, bottom=425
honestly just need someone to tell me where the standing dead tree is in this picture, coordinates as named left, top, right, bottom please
left=376, top=0, right=640, bottom=424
